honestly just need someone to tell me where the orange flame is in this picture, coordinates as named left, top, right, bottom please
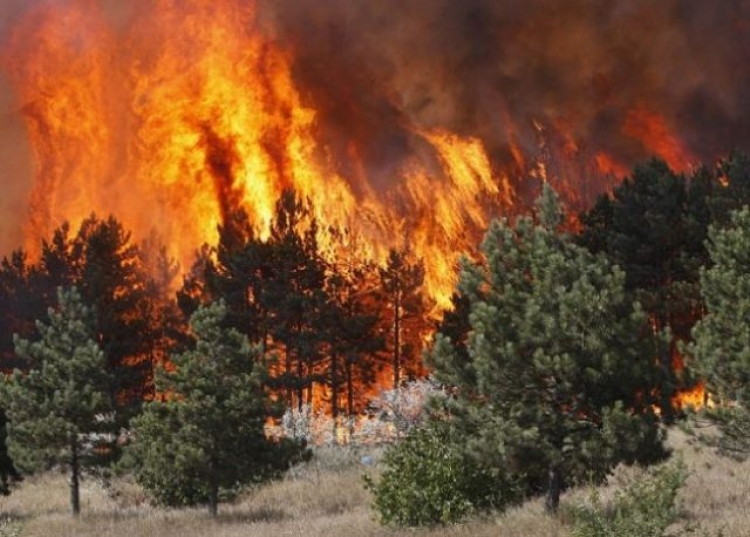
left=623, top=105, right=695, bottom=172
left=673, top=381, right=706, bottom=410
left=3, top=0, right=511, bottom=310
left=595, top=152, right=628, bottom=178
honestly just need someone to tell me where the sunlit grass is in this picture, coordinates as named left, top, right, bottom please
left=0, top=428, right=748, bottom=536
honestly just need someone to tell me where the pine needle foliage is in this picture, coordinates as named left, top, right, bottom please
left=2, top=287, right=113, bottom=516
left=429, top=185, right=667, bottom=513
left=128, top=301, right=305, bottom=516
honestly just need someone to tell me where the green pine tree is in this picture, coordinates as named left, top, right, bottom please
left=128, top=300, right=304, bottom=516
left=430, top=184, right=666, bottom=513
left=2, top=287, right=113, bottom=516
left=687, top=206, right=750, bottom=458
left=578, top=159, right=703, bottom=421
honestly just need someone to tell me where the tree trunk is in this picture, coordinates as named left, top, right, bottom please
left=296, top=352, right=304, bottom=411
left=70, top=441, right=81, bottom=517
left=208, top=466, right=219, bottom=517
left=208, top=482, right=219, bottom=517
left=544, top=464, right=562, bottom=514
left=346, top=357, right=355, bottom=437
left=331, top=352, right=339, bottom=442
left=284, top=347, right=293, bottom=408
left=393, top=292, right=401, bottom=389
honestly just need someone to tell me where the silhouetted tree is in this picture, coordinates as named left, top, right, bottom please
left=74, top=216, right=152, bottom=418
left=262, top=191, right=328, bottom=409
left=208, top=209, right=272, bottom=349
left=379, top=248, right=426, bottom=389
left=138, top=231, right=186, bottom=398
left=0, top=251, right=46, bottom=372
left=324, top=255, right=383, bottom=426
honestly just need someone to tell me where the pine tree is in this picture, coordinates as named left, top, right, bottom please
left=379, top=249, right=427, bottom=389
left=35, top=216, right=154, bottom=421
left=578, top=159, right=705, bottom=420
left=76, top=216, right=152, bottom=415
left=262, top=191, right=328, bottom=409
left=429, top=185, right=666, bottom=513
left=323, top=256, right=383, bottom=428
left=690, top=206, right=750, bottom=404
left=687, top=206, right=750, bottom=457
left=709, top=152, right=750, bottom=226
left=137, top=231, right=187, bottom=399
left=207, top=209, right=272, bottom=350
left=2, top=287, right=113, bottom=516
left=128, top=301, right=303, bottom=516
left=0, top=250, right=47, bottom=373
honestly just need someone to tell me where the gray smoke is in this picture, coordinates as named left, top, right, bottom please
left=263, top=0, right=750, bottom=170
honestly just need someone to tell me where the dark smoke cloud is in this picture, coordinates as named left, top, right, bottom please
left=262, top=0, right=750, bottom=174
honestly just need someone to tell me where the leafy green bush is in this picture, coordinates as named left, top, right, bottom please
left=364, top=422, right=522, bottom=527
left=569, top=459, right=688, bottom=537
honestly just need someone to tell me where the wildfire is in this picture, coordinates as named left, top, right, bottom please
left=1, top=0, right=512, bottom=310
left=594, top=152, right=628, bottom=178
left=1, top=0, right=737, bottom=419
left=674, top=382, right=707, bottom=410
left=623, top=106, right=696, bottom=173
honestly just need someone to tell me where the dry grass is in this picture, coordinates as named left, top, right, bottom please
left=1, top=429, right=748, bottom=537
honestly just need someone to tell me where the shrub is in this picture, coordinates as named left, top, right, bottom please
left=569, top=458, right=688, bottom=537
left=366, top=378, right=444, bottom=439
left=364, top=421, right=522, bottom=527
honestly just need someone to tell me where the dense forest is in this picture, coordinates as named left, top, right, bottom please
left=3, top=154, right=750, bottom=521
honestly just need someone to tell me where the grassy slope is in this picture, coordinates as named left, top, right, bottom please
left=1, top=428, right=748, bottom=537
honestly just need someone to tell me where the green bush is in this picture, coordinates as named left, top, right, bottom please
left=364, top=422, right=522, bottom=527
left=569, top=458, right=688, bottom=537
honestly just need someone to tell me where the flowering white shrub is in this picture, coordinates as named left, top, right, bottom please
left=360, top=378, right=445, bottom=442
left=280, top=404, right=312, bottom=442
left=276, top=404, right=339, bottom=446
left=268, top=379, right=445, bottom=446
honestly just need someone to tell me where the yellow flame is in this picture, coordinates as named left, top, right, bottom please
left=5, top=0, right=511, bottom=311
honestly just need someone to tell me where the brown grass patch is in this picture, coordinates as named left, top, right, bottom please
left=0, top=428, right=747, bottom=536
